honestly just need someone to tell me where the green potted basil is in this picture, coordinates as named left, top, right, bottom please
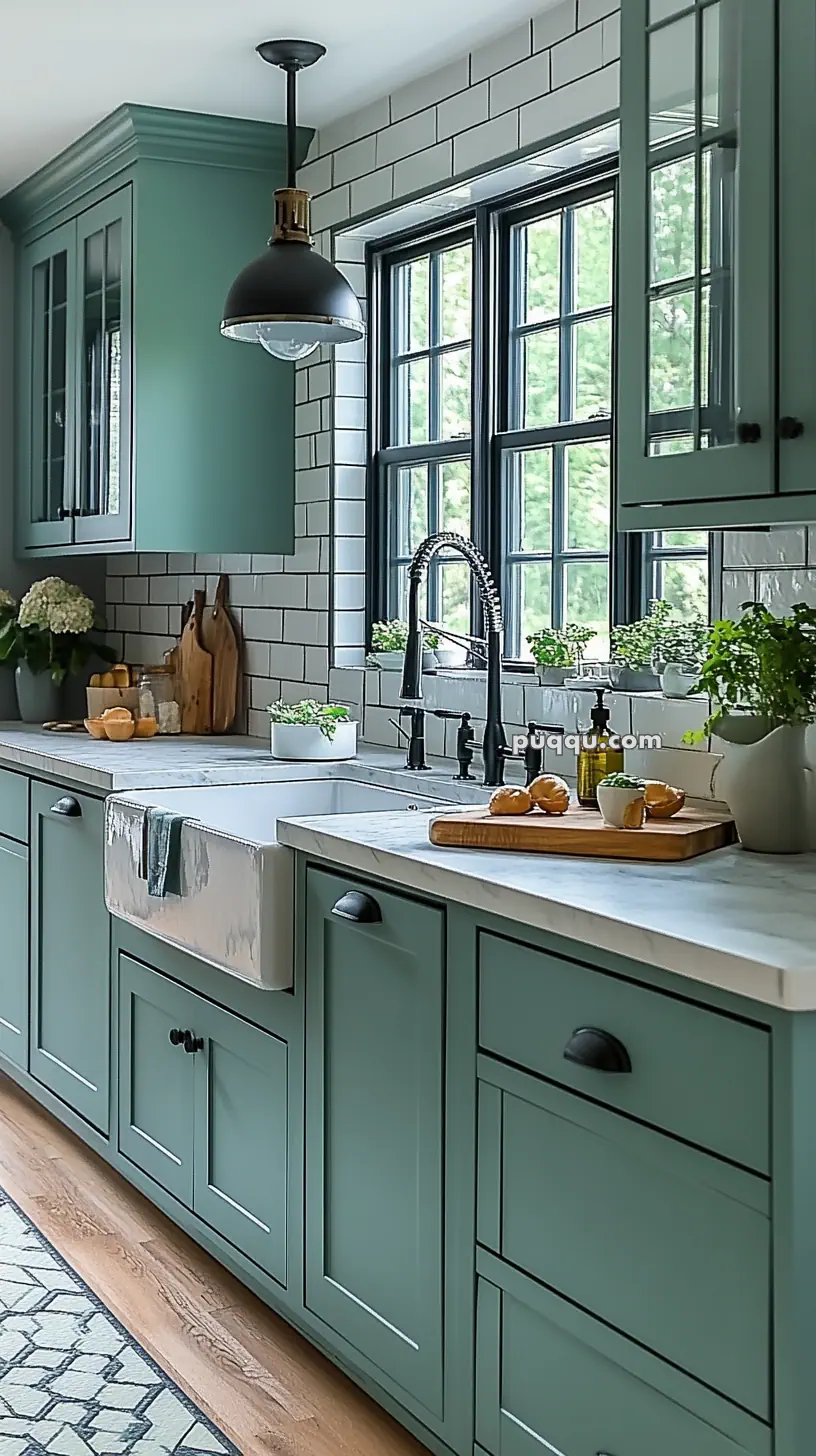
left=527, top=624, right=594, bottom=685
left=267, top=699, right=357, bottom=761
left=369, top=621, right=438, bottom=671
left=610, top=600, right=672, bottom=691
left=684, top=602, right=816, bottom=853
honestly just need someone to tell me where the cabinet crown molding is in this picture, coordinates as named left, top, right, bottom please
left=0, top=104, right=312, bottom=237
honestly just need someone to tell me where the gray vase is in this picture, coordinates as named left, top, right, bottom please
left=713, top=716, right=808, bottom=853
left=15, top=663, right=61, bottom=724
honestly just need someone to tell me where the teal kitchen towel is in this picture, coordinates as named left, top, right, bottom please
left=146, top=807, right=184, bottom=897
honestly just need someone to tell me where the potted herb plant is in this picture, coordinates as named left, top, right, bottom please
left=267, top=699, right=357, bottom=761
left=596, top=772, right=647, bottom=829
left=527, top=624, right=595, bottom=685
left=369, top=620, right=438, bottom=671
left=659, top=618, right=709, bottom=699
left=0, top=578, right=115, bottom=723
left=610, top=600, right=672, bottom=691
left=684, top=601, right=816, bottom=853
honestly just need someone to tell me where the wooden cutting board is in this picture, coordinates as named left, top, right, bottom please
left=429, top=804, right=736, bottom=862
left=178, top=590, right=213, bottom=735
left=201, top=574, right=240, bottom=734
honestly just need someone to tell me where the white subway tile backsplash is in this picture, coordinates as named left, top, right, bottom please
left=334, top=609, right=367, bottom=647
left=167, top=553, right=194, bottom=573
left=251, top=555, right=284, bottom=573
left=305, top=646, right=330, bottom=683
left=335, top=362, right=367, bottom=398
left=139, top=553, right=166, bottom=575
left=285, top=537, right=321, bottom=574
left=244, top=641, right=270, bottom=678
left=630, top=693, right=709, bottom=752
left=329, top=666, right=365, bottom=708
left=242, top=608, right=283, bottom=642
left=533, top=0, right=577, bottom=52
left=298, top=153, right=333, bottom=197
left=284, top=609, right=328, bottom=646
left=334, top=396, right=366, bottom=431
left=438, top=82, right=489, bottom=140
left=490, top=50, right=551, bottom=116
left=394, top=140, right=454, bottom=197
left=310, top=185, right=351, bottom=233
left=333, top=574, right=366, bottom=611
left=124, top=577, right=149, bottom=604
left=376, top=109, right=437, bottom=168
left=551, top=20, right=604, bottom=87
left=219, top=554, right=251, bottom=574
left=721, top=570, right=756, bottom=619
left=296, top=467, right=331, bottom=502
left=269, top=644, right=305, bottom=681
left=334, top=430, right=367, bottom=467
left=602, top=10, right=620, bottom=62
left=307, top=574, right=330, bottom=611
left=454, top=113, right=519, bottom=176
left=389, top=57, right=470, bottom=123
left=723, top=528, right=807, bottom=569
left=521, top=60, right=618, bottom=145
left=758, top=569, right=816, bottom=615
left=578, top=0, right=619, bottom=26
left=470, top=21, right=532, bottom=83
left=333, top=135, right=378, bottom=186
left=335, top=499, right=366, bottom=536
left=351, top=166, right=395, bottom=217
left=335, top=537, right=366, bottom=574
left=308, top=362, right=332, bottom=400
left=106, top=577, right=123, bottom=604
left=307, top=501, right=331, bottom=536
left=261, top=576, right=308, bottom=609
left=280, top=679, right=325, bottom=703
left=139, top=605, right=169, bottom=635
left=335, top=466, right=367, bottom=500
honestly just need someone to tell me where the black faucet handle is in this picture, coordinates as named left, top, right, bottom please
left=432, top=708, right=468, bottom=719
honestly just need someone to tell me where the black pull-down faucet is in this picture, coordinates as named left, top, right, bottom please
left=399, top=532, right=509, bottom=788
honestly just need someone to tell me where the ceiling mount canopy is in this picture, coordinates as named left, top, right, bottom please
left=221, top=38, right=365, bottom=363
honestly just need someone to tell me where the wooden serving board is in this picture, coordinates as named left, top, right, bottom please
left=201, top=575, right=240, bottom=733
left=179, top=590, right=213, bottom=735
left=429, top=805, right=736, bottom=861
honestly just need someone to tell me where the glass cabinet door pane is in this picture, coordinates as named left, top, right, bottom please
left=78, top=217, right=123, bottom=520
left=646, top=1, right=741, bottom=458
left=30, top=250, right=70, bottom=525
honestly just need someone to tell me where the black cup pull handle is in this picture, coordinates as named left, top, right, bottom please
left=331, top=890, right=382, bottom=924
left=736, top=422, right=762, bottom=444
left=50, top=796, right=82, bottom=818
left=779, top=416, right=805, bottom=440
left=183, top=1032, right=204, bottom=1055
left=564, top=1027, right=632, bottom=1074
left=168, top=1028, right=186, bottom=1046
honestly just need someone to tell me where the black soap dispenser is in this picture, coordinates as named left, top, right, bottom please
left=577, top=688, right=624, bottom=807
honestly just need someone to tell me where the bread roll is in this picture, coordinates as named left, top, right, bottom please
left=644, top=781, right=686, bottom=819
left=622, top=796, right=646, bottom=830
left=529, top=773, right=571, bottom=816
left=488, top=786, right=533, bottom=816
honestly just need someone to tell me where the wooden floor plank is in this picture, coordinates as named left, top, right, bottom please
left=0, top=1073, right=430, bottom=1456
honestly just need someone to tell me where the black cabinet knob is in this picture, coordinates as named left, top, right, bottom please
left=50, top=796, right=82, bottom=818
left=564, top=1027, right=632, bottom=1074
left=736, top=422, right=762, bottom=444
left=331, top=890, right=382, bottom=924
left=168, top=1028, right=186, bottom=1046
left=779, top=416, right=805, bottom=440
left=183, top=1032, right=204, bottom=1055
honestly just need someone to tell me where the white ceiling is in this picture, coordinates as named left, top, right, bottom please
left=0, top=0, right=554, bottom=196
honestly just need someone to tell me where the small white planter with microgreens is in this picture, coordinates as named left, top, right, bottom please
left=596, top=774, right=647, bottom=829
left=369, top=619, right=438, bottom=672
left=267, top=700, right=358, bottom=761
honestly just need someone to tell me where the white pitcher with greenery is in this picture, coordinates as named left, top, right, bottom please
left=685, top=602, right=816, bottom=853
left=267, top=700, right=357, bottom=761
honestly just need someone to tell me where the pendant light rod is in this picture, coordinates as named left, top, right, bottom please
left=256, top=38, right=326, bottom=189
left=286, top=67, right=297, bottom=188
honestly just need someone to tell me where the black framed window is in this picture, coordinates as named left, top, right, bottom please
left=367, top=167, right=713, bottom=659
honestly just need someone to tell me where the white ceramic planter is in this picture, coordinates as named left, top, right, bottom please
left=661, top=663, right=701, bottom=699
left=435, top=644, right=468, bottom=668
left=596, top=784, right=646, bottom=829
left=269, top=720, right=358, bottom=762
left=713, top=717, right=808, bottom=853
left=370, top=650, right=438, bottom=671
left=536, top=666, right=571, bottom=686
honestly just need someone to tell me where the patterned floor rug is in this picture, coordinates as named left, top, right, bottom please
left=0, top=1186, right=239, bottom=1455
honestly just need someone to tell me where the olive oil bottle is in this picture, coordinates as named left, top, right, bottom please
left=577, top=688, right=624, bottom=807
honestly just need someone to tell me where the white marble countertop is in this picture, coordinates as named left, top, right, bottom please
left=276, top=810, right=816, bottom=1011
left=0, top=725, right=495, bottom=797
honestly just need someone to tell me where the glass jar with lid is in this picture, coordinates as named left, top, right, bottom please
left=137, top=665, right=181, bottom=735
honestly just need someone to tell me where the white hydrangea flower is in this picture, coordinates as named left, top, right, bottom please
left=19, top=577, right=95, bottom=635
left=0, top=589, right=16, bottom=611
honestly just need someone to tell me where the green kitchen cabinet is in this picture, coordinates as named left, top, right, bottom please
left=2, top=104, right=311, bottom=557
left=0, top=833, right=29, bottom=1070
left=29, top=780, right=110, bottom=1132
left=617, top=0, right=816, bottom=530
left=304, top=866, right=446, bottom=1424
left=118, top=953, right=289, bottom=1285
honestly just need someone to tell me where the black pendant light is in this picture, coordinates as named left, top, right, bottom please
left=221, top=39, right=365, bottom=362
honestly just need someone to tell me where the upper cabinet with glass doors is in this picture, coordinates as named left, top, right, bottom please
left=616, top=0, right=816, bottom=530
left=5, top=105, right=300, bottom=557
left=18, top=192, right=132, bottom=550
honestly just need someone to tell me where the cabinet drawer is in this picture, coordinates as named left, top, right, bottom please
left=0, top=768, right=29, bottom=844
left=477, top=1059, right=771, bottom=1419
left=479, top=930, right=769, bottom=1173
left=475, top=1257, right=768, bottom=1456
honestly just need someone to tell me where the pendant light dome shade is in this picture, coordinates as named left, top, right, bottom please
left=221, top=40, right=365, bottom=362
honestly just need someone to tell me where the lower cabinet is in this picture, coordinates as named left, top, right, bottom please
left=117, top=955, right=289, bottom=1286
left=29, top=780, right=110, bottom=1131
left=475, top=1261, right=763, bottom=1456
left=304, top=866, right=446, bottom=1423
left=0, top=832, right=28, bottom=1070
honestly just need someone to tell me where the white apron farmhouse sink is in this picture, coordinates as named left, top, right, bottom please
left=105, top=776, right=448, bottom=989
